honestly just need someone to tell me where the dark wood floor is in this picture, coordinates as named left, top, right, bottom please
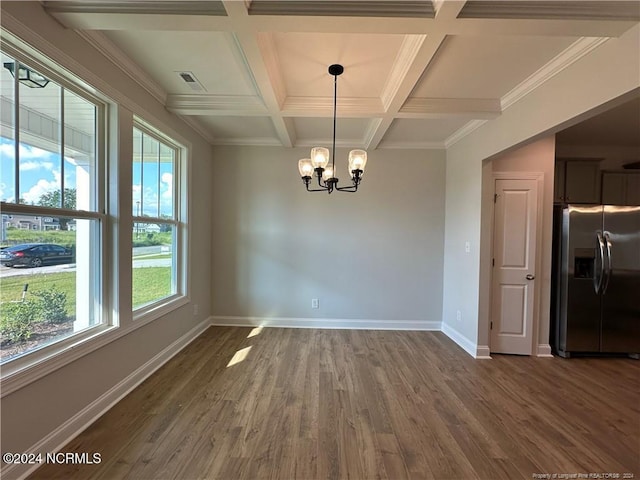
left=31, top=327, right=639, bottom=479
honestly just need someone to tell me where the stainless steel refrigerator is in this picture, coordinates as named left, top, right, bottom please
left=554, top=205, right=640, bottom=357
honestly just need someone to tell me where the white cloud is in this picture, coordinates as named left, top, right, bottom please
left=132, top=174, right=174, bottom=217
left=22, top=179, right=60, bottom=204
left=0, top=182, right=15, bottom=203
left=0, top=142, right=55, bottom=161
left=19, top=160, right=55, bottom=171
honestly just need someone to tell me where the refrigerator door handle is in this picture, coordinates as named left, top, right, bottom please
left=602, top=231, right=613, bottom=295
left=594, top=231, right=606, bottom=294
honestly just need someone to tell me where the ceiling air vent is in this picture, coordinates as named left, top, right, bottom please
left=176, top=71, right=206, bottom=92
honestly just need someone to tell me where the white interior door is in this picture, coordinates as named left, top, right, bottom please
left=490, top=178, right=539, bottom=355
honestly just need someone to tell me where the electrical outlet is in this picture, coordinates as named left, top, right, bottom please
left=193, top=304, right=199, bottom=316
left=311, top=298, right=319, bottom=309
left=456, top=310, right=462, bottom=322
left=464, top=241, right=471, bottom=253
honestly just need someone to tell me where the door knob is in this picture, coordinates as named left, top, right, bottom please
left=526, top=274, right=535, bottom=280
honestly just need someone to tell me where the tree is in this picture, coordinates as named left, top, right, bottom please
left=37, top=188, right=77, bottom=230
left=38, top=188, right=76, bottom=210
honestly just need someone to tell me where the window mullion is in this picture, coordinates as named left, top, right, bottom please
left=60, top=86, right=65, bottom=208
left=13, top=60, right=19, bottom=204
left=157, top=143, right=160, bottom=217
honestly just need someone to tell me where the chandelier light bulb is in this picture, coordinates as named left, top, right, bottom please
left=310, top=147, right=330, bottom=169
left=322, top=165, right=335, bottom=182
left=348, top=149, right=367, bottom=175
left=298, top=158, right=314, bottom=177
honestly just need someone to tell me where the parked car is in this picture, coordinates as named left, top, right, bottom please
left=0, top=243, right=74, bottom=268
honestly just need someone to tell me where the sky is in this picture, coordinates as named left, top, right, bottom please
left=0, top=136, right=174, bottom=218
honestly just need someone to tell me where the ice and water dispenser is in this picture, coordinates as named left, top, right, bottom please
left=573, top=248, right=595, bottom=279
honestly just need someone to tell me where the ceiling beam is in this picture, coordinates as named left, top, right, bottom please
left=45, top=11, right=232, bottom=31
left=45, top=4, right=635, bottom=38
left=281, top=97, right=385, bottom=117
left=365, top=1, right=468, bottom=149
left=166, top=94, right=268, bottom=116
left=221, top=0, right=295, bottom=147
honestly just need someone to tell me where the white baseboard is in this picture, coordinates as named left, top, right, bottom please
left=537, top=344, right=553, bottom=357
left=475, top=345, right=492, bottom=359
left=441, top=322, right=478, bottom=358
left=211, top=316, right=441, bottom=331
left=3, top=317, right=212, bottom=480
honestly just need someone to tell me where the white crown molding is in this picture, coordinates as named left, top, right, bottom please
left=399, top=97, right=502, bottom=119
left=211, top=137, right=283, bottom=147
left=378, top=140, right=446, bottom=150
left=442, top=37, right=609, bottom=148
left=380, top=34, right=427, bottom=111
left=282, top=96, right=384, bottom=117
left=211, top=316, right=441, bottom=331
left=363, top=117, right=385, bottom=148
left=178, top=115, right=217, bottom=144
left=74, top=30, right=167, bottom=105
left=444, top=119, right=488, bottom=148
left=501, top=36, right=609, bottom=110
left=166, top=94, right=268, bottom=115
left=294, top=138, right=367, bottom=148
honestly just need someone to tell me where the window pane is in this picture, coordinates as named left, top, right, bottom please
left=142, top=133, right=159, bottom=218
left=64, top=88, right=96, bottom=211
left=132, top=128, right=142, bottom=216
left=0, top=213, right=102, bottom=363
left=18, top=63, right=62, bottom=206
left=159, top=143, right=174, bottom=218
left=132, top=222, right=175, bottom=309
left=1, top=53, right=16, bottom=203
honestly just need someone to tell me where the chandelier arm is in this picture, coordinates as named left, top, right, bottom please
left=335, top=184, right=358, bottom=192
left=306, top=185, right=330, bottom=192
left=316, top=174, right=328, bottom=189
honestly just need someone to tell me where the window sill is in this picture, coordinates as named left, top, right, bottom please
left=1, top=295, right=188, bottom=397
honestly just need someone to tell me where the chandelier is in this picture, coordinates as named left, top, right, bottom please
left=297, top=64, right=367, bottom=194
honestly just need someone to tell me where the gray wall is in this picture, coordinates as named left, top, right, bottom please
left=211, top=146, right=446, bottom=325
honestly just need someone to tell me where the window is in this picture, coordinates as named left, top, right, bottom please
left=131, top=124, right=183, bottom=311
left=0, top=50, right=104, bottom=364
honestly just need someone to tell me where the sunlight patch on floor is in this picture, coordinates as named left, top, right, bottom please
left=226, top=346, right=252, bottom=367
left=247, top=326, right=263, bottom=338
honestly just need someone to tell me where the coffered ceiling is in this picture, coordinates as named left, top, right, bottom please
left=43, top=1, right=640, bottom=149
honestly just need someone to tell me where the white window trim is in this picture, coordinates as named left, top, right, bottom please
left=0, top=42, right=111, bottom=387
left=131, top=120, right=188, bottom=318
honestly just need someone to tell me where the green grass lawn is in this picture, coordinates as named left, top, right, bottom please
left=1, top=267, right=172, bottom=313
left=133, top=267, right=172, bottom=308
left=0, top=272, right=76, bottom=315
left=132, top=253, right=172, bottom=261
left=1, top=229, right=76, bottom=248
